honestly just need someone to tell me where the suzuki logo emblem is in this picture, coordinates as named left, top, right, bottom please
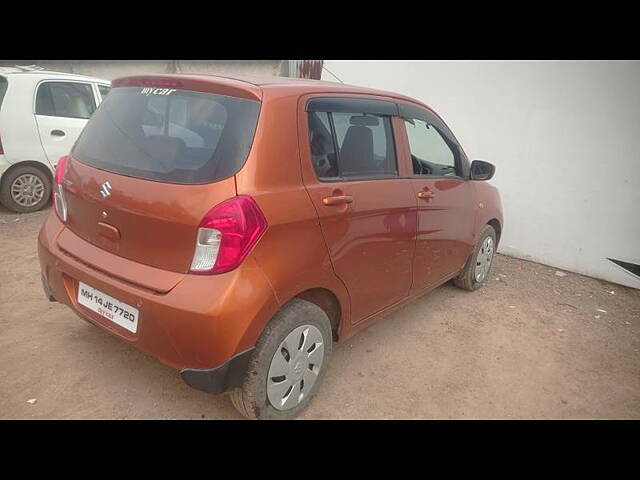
left=100, top=181, right=112, bottom=199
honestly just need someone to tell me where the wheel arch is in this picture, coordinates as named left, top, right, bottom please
left=1, top=160, right=53, bottom=188
left=236, top=283, right=346, bottom=357
left=294, top=287, right=342, bottom=341
left=487, top=218, right=502, bottom=246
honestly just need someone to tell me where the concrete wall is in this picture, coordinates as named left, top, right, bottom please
left=322, top=60, right=640, bottom=289
left=0, top=60, right=288, bottom=80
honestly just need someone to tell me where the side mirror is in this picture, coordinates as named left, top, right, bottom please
left=470, top=160, right=495, bottom=181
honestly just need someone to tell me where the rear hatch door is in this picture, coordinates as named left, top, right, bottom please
left=62, top=80, right=261, bottom=273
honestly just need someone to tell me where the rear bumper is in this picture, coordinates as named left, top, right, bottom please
left=37, top=212, right=279, bottom=390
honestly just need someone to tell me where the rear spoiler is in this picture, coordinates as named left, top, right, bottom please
left=112, top=74, right=262, bottom=102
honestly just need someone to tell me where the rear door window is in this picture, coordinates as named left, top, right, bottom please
left=307, top=110, right=397, bottom=180
left=35, top=82, right=96, bottom=119
left=72, top=87, right=260, bottom=184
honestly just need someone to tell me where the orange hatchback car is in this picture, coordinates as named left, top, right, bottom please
left=38, top=74, right=502, bottom=419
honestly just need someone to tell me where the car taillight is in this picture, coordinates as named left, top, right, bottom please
left=190, top=195, right=268, bottom=275
left=53, top=155, right=69, bottom=223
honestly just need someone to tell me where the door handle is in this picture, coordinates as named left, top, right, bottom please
left=51, top=129, right=66, bottom=137
left=417, top=191, right=435, bottom=200
left=322, top=195, right=354, bottom=206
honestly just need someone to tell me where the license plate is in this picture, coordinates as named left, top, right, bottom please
left=77, top=282, right=139, bottom=333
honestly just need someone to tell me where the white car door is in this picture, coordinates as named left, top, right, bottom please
left=34, top=81, right=97, bottom=166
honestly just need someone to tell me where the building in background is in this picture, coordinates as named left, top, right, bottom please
left=0, top=60, right=324, bottom=80
left=322, top=60, right=640, bottom=289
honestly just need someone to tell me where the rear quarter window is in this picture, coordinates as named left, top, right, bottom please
left=72, top=87, right=261, bottom=184
left=98, top=84, right=111, bottom=100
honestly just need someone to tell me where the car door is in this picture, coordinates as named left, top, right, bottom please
left=300, top=96, right=417, bottom=324
left=34, top=81, right=96, bottom=167
left=396, top=103, right=476, bottom=293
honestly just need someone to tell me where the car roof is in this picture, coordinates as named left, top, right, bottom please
left=198, top=73, right=427, bottom=106
left=0, top=67, right=110, bottom=84
left=112, top=72, right=429, bottom=109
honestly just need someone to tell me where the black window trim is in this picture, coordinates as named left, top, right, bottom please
left=326, top=111, right=342, bottom=178
left=306, top=97, right=399, bottom=116
left=34, top=79, right=97, bottom=120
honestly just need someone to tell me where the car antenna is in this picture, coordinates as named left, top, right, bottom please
left=322, top=65, right=344, bottom=84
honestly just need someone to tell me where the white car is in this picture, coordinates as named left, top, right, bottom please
left=0, top=67, right=111, bottom=212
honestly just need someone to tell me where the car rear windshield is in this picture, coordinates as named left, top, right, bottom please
left=72, top=86, right=261, bottom=184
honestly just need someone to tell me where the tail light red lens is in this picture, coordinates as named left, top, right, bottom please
left=54, top=155, right=69, bottom=184
left=53, top=155, right=69, bottom=222
left=190, top=195, right=268, bottom=275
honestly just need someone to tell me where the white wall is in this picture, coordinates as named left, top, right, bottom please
left=0, top=60, right=287, bottom=80
left=323, top=61, right=640, bottom=288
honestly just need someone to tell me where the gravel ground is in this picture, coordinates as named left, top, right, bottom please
left=1, top=205, right=639, bottom=419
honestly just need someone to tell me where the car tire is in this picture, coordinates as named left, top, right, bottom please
left=0, top=166, right=51, bottom=213
left=454, top=224, right=497, bottom=291
left=229, top=298, right=333, bottom=420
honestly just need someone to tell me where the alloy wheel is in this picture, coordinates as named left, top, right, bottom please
left=11, top=174, right=45, bottom=208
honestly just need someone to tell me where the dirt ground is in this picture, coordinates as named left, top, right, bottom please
left=1, top=205, right=639, bottom=419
